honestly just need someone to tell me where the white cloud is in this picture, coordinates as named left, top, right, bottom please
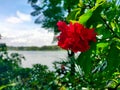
left=6, top=11, right=31, bottom=24
left=6, top=16, right=22, bottom=24
left=16, top=11, right=31, bottom=21
left=0, top=10, right=55, bottom=47
left=8, top=29, right=54, bottom=46
left=0, top=24, right=55, bottom=46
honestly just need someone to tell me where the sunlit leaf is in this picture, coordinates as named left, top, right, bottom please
left=79, top=9, right=93, bottom=24
left=96, top=42, right=109, bottom=54
left=66, top=8, right=81, bottom=22
left=0, top=83, right=17, bottom=90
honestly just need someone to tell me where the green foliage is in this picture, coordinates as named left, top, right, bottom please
left=0, top=0, right=119, bottom=89
left=67, top=0, right=120, bottom=89
left=0, top=51, right=24, bottom=86
left=42, top=0, right=120, bottom=89
left=28, top=0, right=120, bottom=89
left=0, top=43, right=7, bottom=51
left=28, top=0, right=79, bottom=33
left=0, top=49, right=55, bottom=90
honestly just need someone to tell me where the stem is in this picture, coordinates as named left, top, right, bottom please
left=100, top=16, right=114, bottom=34
left=67, top=50, right=75, bottom=76
left=100, top=16, right=120, bottom=39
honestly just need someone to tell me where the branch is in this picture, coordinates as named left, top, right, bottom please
left=100, top=16, right=120, bottom=39
left=100, top=16, right=114, bottom=34
left=115, top=83, right=120, bottom=90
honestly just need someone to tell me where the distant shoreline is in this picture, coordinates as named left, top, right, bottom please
left=7, top=45, right=62, bottom=51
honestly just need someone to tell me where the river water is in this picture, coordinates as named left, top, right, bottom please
left=9, top=50, right=67, bottom=70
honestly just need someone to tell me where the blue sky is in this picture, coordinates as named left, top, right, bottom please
left=0, top=0, right=54, bottom=46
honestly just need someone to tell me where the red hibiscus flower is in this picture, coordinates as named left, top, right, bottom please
left=57, top=21, right=97, bottom=53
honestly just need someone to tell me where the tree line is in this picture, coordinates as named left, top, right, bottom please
left=7, top=45, right=62, bottom=51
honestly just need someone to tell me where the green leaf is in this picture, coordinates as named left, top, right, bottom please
left=77, top=49, right=93, bottom=76
left=0, top=83, right=17, bottom=90
left=78, top=0, right=83, bottom=7
left=96, top=26, right=111, bottom=39
left=96, top=42, right=109, bottom=54
left=110, top=20, right=120, bottom=36
left=79, top=9, right=93, bottom=24
left=93, top=0, right=106, bottom=10
left=78, top=0, right=106, bottom=25
left=106, top=42, right=120, bottom=75
left=66, top=8, right=81, bottom=22
left=77, top=43, right=97, bottom=76
left=96, top=0, right=106, bottom=6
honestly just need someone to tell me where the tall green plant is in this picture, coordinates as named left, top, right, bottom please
left=56, top=0, right=120, bottom=89
left=28, top=0, right=120, bottom=89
